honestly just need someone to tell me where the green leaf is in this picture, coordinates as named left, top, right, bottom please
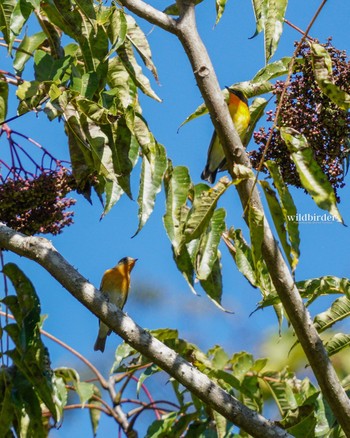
left=111, top=343, right=137, bottom=373
left=163, top=164, right=191, bottom=255
left=2, top=263, right=40, bottom=335
left=13, top=31, right=47, bottom=74
left=102, top=179, right=124, bottom=217
left=265, top=160, right=300, bottom=271
left=10, top=0, right=34, bottom=39
left=137, top=363, right=160, bottom=396
left=196, top=208, right=226, bottom=281
left=42, top=0, right=108, bottom=75
left=0, top=0, right=16, bottom=45
left=133, top=116, right=167, bottom=236
left=215, top=0, right=228, bottom=26
left=213, top=410, right=227, bottom=438
left=34, top=50, right=72, bottom=82
left=252, top=57, right=294, bottom=83
left=251, top=0, right=287, bottom=63
left=106, top=7, right=127, bottom=54
left=314, top=296, right=350, bottom=334
left=263, top=370, right=298, bottom=415
left=311, top=43, right=350, bottom=111
left=296, top=276, right=350, bottom=305
left=75, top=0, right=97, bottom=31
left=223, top=228, right=257, bottom=288
left=184, top=177, right=230, bottom=242
left=172, top=245, right=197, bottom=296
left=107, top=57, right=138, bottom=109
left=146, top=412, right=178, bottom=437
left=248, top=206, right=264, bottom=268
left=200, top=256, right=226, bottom=311
left=125, top=14, right=158, bottom=81
left=265, top=0, right=287, bottom=62
left=37, top=13, right=63, bottom=59
left=260, top=179, right=295, bottom=269
left=325, top=333, right=350, bottom=357
left=76, top=381, right=94, bottom=407
left=280, top=127, right=343, bottom=224
left=55, top=367, right=94, bottom=406
left=89, top=385, right=102, bottom=437
left=2, top=264, right=57, bottom=421
left=251, top=0, right=266, bottom=36
left=117, top=39, right=161, bottom=102
left=0, top=77, right=9, bottom=122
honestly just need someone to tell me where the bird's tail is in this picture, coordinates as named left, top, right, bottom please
left=94, top=336, right=107, bottom=353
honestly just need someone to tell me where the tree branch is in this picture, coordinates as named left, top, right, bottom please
left=119, top=0, right=177, bottom=34
left=0, top=223, right=290, bottom=438
left=172, top=0, right=350, bottom=433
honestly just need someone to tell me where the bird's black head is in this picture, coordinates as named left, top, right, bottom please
left=225, top=87, right=248, bottom=106
left=118, top=257, right=138, bottom=266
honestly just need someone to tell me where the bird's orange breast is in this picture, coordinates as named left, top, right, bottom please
left=100, top=264, right=130, bottom=294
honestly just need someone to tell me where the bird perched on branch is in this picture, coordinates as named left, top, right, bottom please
left=94, top=257, right=137, bottom=352
left=201, top=88, right=250, bottom=183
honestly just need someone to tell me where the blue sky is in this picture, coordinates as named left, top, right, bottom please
left=2, top=0, right=350, bottom=436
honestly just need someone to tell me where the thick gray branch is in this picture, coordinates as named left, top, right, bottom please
left=119, top=0, right=177, bottom=33
left=0, top=223, right=289, bottom=438
left=173, top=0, right=350, bottom=433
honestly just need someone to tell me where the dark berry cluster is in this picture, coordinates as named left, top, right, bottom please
left=0, top=168, right=76, bottom=235
left=250, top=39, right=350, bottom=200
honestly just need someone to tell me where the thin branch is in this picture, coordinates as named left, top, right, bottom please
left=0, top=223, right=290, bottom=438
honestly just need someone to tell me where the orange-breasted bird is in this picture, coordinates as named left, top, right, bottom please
left=201, top=88, right=250, bottom=183
left=94, top=257, right=137, bottom=353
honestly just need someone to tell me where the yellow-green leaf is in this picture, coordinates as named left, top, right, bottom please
left=280, top=127, right=343, bottom=224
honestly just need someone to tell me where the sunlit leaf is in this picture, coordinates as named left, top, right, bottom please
left=248, top=206, right=264, bottom=268
left=136, top=363, right=160, bottom=396
left=89, top=385, right=102, bottom=437
left=263, top=370, right=298, bottom=415
left=260, top=180, right=295, bottom=270
left=215, top=0, right=228, bottom=26
left=125, top=14, right=158, bottom=81
left=163, top=164, right=191, bottom=254
left=252, top=57, right=294, bottom=83
left=117, top=39, right=161, bottom=102
left=10, top=0, right=34, bottom=39
left=133, top=115, right=167, bottom=236
left=200, top=251, right=229, bottom=312
left=196, top=209, right=226, bottom=281
left=184, top=177, right=230, bottom=242
left=280, top=127, right=343, bottom=224
left=0, top=0, right=16, bottom=45
left=297, top=276, right=350, bottom=306
left=265, top=160, right=300, bottom=271
left=13, top=31, right=47, bottom=74
left=325, top=333, right=350, bottom=357
left=2, top=264, right=58, bottom=421
left=223, top=228, right=257, bottom=288
left=0, top=77, right=9, bottom=122
left=314, top=296, right=350, bottom=334
left=311, top=43, right=350, bottom=111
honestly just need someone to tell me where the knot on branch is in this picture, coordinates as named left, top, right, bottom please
left=195, top=65, right=210, bottom=78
